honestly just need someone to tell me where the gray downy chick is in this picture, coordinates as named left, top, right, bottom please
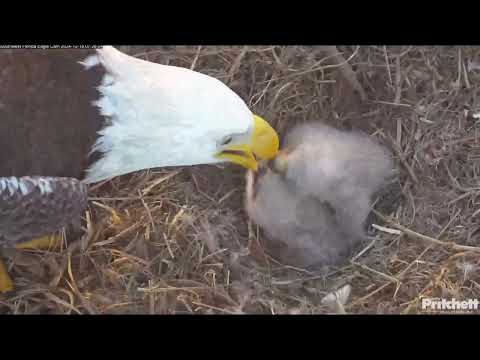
left=275, top=122, right=396, bottom=237
left=245, top=122, right=396, bottom=269
left=245, top=166, right=361, bottom=269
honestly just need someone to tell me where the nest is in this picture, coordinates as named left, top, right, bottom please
left=1, top=45, right=480, bottom=314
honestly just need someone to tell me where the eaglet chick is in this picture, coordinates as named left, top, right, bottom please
left=245, top=122, right=396, bottom=269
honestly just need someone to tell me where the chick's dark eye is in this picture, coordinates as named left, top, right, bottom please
left=221, top=136, right=233, bottom=145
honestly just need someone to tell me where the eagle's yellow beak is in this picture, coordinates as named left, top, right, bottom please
left=217, top=115, right=279, bottom=171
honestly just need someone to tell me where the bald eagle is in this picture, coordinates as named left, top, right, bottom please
left=0, top=46, right=279, bottom=292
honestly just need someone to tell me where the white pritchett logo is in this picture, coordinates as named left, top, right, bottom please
left=422, top=297, right=479, bottom=312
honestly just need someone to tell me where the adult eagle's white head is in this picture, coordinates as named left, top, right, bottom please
left=0, top=46, right=280, bottom=293
left=81, top=46, right=280, bottom=184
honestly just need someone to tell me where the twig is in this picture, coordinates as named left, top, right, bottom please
left=93, top=222, right=142, bottom=247
left=190, top=46, right=202, bottom=71
left=66, top=251, right=96, bottom=314
left=322, top=46, right=367, bottom=101
left=383, top=46, right=393, bottom=88
left=142, top=170, right=181, bottom=196
left=371, top=224, right=402, bottom=235
left=373, top=210, right=480, bottom=253
left=381, top=133, right=419, bottom=184
left=444, top=162, right=480, bottom=192
left=139, top=190, right=156, bottom=235
left=394, top=56, right=402, bottom=104
left=88, top=196, right=143, bottom=202
left=351, top=238, right=378, bottom=261
left=371, top=100, right=412, bottom=108
left=351, top=261, right=400, bottom=284
left=227, top=46, right=248, bottom=84
left=347, top=282, right=394, bottom=308
left=463, top=56, right=471, bottom=89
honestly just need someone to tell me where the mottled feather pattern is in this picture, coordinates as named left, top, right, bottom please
left=0, top=176, right=88, bottom=246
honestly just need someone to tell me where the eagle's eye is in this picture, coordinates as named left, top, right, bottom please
left=221, top=136, right=233, bottom=146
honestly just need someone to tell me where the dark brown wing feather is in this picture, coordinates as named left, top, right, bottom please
left=0, top=49, right=105, bottom=178
left=0, top=176, right=88, bottom=246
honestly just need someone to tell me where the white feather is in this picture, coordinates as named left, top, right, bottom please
left=82, top=46, right=254, bottom=184
left=7, top=177, right=18, bottom=195
left=79, top=54, right=100, bottom=69
left=36, top=178, right=53, bottom=194
left=6, top=177, right=18, bottom=196
left=321, top=284, right=352, bottom=314
left=17, top=178, right=30, bottom=195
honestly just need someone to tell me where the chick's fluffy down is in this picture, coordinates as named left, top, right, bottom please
left=245, top=168, right=361, bottom=269
left=283, top=123, right=394, bottom=200
left=281, top=123, right=395, bottom=235
left=245, top=122, right=396, bottom=269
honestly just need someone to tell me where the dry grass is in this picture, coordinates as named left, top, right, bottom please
left=2, top=45, right=480, bottom=314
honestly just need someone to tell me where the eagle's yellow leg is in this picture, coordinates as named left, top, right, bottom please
left=15, top=234, right=63, bottom=250
left=0, top=235, right=63, bottom=293
left=0, top=258, right=14, bottom=293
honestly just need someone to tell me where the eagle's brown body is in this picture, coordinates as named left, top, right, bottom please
left=0, top=49, right=105, bottom=178
left=0, top=49, right=107, bottom=246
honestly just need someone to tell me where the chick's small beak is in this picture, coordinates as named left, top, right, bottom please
left=271, top=150, right=289, bottom=174
left=216, top=114, right=279, bottom=171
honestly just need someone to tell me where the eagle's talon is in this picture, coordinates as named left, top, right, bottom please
left=15, top=234, right=63, bottom=251
left=0, top=259, right=14, bottom=293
